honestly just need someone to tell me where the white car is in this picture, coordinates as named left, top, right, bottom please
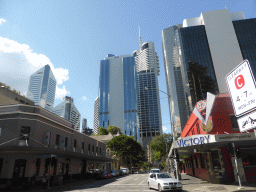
left=148, top=172, right=182, bottom=191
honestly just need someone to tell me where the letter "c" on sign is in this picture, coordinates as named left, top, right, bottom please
left=235, top=75, right=245, bottom=90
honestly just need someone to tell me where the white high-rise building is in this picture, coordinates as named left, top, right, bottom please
left=133, top=32, right=162, bottom=150
left=27, top=65, right=56, bottom=112
left=52, top=96, right=81, bottom=132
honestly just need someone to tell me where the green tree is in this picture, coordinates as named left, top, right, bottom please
left=98, top=127, right=108, bottom=135
left=107, top=125, right=122, bottom=135
left=107, top=134, right=145, bottom=170
left=148, top=133, right=173, bottom=162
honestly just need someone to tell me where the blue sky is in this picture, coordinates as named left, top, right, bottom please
left=0, top=0, right=255, bottom=133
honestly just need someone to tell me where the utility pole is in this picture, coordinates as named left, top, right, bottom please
left=232, top=143, right=243, bottom=190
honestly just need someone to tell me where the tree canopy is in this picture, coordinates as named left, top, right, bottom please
left=98, top=127, right=108, bottom=135
left=148, top=133, right=173, bottom=162
left=107, top=134, right=145, bottom=169
left=107, top=125, right=122, bottom=135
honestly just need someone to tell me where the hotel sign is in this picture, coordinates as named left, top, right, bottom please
left=175, top=134, right=216, bottom=148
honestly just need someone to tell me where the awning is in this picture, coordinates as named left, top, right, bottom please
left=168, top=133, right=256, bottom=157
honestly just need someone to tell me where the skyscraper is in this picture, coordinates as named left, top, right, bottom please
left=52, top=96, right=81, bottom=132
left=162, top=9, right=254, bottom=137
left=98, top=54, right=140, bottom=141
left=27, top=65, right=56, bottom=112
left=82, top=118, right=87, bottom=130
left=93, top=96, right=99, bottom=134
left=133, top=30, right=162, bottom=149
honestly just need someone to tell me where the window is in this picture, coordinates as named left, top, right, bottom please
left=96, top=147, right=98, bottom=155
left=82, top=142, right=84, bottom=153
left=74, top=139, right=77, bottom=148
left=55, top=134, right=60, bottom=146
left=65, top=137, right=68, bottom=148
left=195, top=156, right=198, bottom=168
left=211, top=150, right=221, bottom=169
left=35, top=158, right=41, bottom=176
left=92, top=146, right=94, bottom=153
left=200, top=154, right=205, bottom=169
left=19, top=126, right=31, bottom=146
left=230, top=115, right=239, bottom=131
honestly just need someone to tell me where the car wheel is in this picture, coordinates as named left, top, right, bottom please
left=148, top=182, right=151, bottom=189
left=158, top=184, right=162, bottom=192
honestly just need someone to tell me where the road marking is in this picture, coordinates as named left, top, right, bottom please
left=139, top=177, right=148, bottom=185
left=134, top=178, right=138, bottom=180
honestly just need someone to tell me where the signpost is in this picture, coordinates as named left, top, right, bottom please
left=226, top=59, right=256, bottom=133
left=225, top=59, right=256, bottom=190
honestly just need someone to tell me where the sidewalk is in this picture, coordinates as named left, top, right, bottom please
left=178, top=173, right=256, bottom=192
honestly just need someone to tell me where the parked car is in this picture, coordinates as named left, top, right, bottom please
left=120, top=168, right=129, bottom=175
left=118, top=169, right=124, bottom=176
left=148, top=172, right=182, bottom=191
left=111, top=170, right=118, bottom=177
left=98, top=171, right=111, bottom=179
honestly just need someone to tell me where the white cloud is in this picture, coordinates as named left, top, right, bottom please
left=162, top=126, right=167, bottom=131
left=0, top=19, right=6, bottom=26
left=81, top=96, right=87, bottom=101
left=0, top=36, right=69, bottom=99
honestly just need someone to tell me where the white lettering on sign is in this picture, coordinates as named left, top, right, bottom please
left=176, top=135, right=210, bottom=147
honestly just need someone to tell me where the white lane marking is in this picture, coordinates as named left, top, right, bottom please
left=134, top=178, right=138, bottom=180
left=139, top=177, right=148, bottom=185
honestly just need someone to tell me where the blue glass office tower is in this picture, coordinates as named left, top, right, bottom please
left=98, top=54, right=140, bottom=142
left=162, top=9, right=256, bottom=137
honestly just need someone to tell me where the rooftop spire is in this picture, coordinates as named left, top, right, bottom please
left=139, top=26, right=143, bottom=50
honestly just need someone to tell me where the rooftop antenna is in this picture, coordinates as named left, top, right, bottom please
left=139, top=26, right=143, bottom=50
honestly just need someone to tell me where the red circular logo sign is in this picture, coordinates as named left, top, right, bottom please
left=196, top=100, right=206, bottom=111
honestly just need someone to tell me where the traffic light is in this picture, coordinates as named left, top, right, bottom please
left=226, top=142, right=234, bottom=157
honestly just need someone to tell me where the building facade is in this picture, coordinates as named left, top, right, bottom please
left=82, top=118, right=87, bottom=132
left=52, top=96, right=81, bottom=132
left=27, top=65, right=56, bottom=112
left=98, top=54, right=140, bottom=141
left=93, top=97, right=99, bottom=134
left=133, top=41, right=162, bottom=150
left=162, top=9, right=256, bottom=136
left=169, top=93, right=256, bottom=184
left=0, top=104, right=111, bottom=188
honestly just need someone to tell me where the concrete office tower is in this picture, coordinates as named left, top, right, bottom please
left=162, top=9, right=252, bottom=137
left=27, top=65, right=56, bottom=112
left=93, top=96, right=99, bottom=134
left=52, top=96, right=81, bottom=132
left=133, top=32, right=162, bottom=150
left=98, top=54, right=140, bottom=142
left=82, top=118, right=87, bottom=129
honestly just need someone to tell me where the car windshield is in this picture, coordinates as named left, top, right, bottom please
left=157, top=173, right=172, bottom=178
left=151, top=170, right=160, bottom=173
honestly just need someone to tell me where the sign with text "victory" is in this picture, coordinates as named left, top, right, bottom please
left=226, top=60, right=256, bottom=117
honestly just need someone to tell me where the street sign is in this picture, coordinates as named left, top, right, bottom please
left=237, top=110, right=256, bottom=132
left=226, top=60, right=256, bottom=117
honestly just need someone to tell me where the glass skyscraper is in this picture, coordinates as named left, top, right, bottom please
left=27, top=64, right=56, bottom=112
left=98, top=54, right=140, bottom=141
left=52, top=96, right=81, bottom=132
left=133, top=41, right=162, bottom=150
left=162, top=9, right=255, bottom=137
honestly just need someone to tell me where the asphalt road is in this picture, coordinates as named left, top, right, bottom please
left=66, top=173, right=151, bottom=192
